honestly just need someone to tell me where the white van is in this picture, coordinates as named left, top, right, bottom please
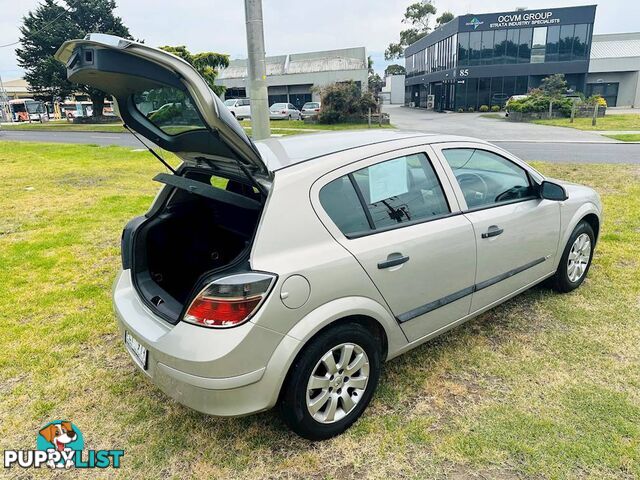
left=223, top=98, right=251, bottom=120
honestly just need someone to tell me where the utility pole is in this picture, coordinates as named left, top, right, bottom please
left=244, top=0, right=270, bottom=140
left=0, top=73, right=11, bottom=122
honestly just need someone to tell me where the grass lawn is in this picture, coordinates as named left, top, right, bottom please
left=1, top=120, right=127, bottom=133
left=533, top=114, right=640, bottom=131
left=604, top=134, right=640, bottom=142
left=0, top=141, right=639, bottom=479
left=479, top=113, right=506, bottom=120
left=2, top=119, right=393, bottom=135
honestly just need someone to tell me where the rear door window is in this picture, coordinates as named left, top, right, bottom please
left=318, top=177, right=371, bottom=236
left=319, top=153, right=450, bottom=236
left=133, top=85, right=207, bottom=136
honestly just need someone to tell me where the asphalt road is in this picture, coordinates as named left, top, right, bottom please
left=2, top=122, right=640, bottom=164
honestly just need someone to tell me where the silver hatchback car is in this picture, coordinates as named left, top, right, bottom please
left=56, top=35, right=602, bottom=440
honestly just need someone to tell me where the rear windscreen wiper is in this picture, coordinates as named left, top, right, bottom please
left=123, top=124, right=176, bottom=174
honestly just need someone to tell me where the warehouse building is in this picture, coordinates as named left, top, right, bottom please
left=215, top=47, right=368, bottom=109
left=587, top=32, right=640, bottom=107
left=404, top=5, right=596, bottom=110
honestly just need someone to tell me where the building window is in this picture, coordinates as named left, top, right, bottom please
left=518, top=28, right=532, bottom=63
left=505, top=29, right=519, bottom=64
left=545, top=25, right=560, bottom=62
left=559, top=24, right=575, bottom=61
left=515, top=75, right=529, bottom=94
left=493, top=30, right=506, bottom=64
left=531, top=27, right=547, bottom=63
left=469, top=31, right=482, bottom=66
left=481, top=30, right=495, bottom=65
left=572, top=24, right=589, bottom=60
left=457, top=32, right=470, bottom=67
left=478, top=77, right=491, bottom=107
left=503, top=76, right=516, bottom=96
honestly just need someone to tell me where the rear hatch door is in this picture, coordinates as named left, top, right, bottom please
left=55, top=34, right=268, bottom=178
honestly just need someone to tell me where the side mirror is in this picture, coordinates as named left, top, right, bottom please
left=540, top=180, right=568, bottom=201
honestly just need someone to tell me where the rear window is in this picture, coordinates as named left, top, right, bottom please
left=303, top=102, right=319, bottom=109
left=270, top=103, right=287, bottom=109
left=133, top=85, right=207, bottom=136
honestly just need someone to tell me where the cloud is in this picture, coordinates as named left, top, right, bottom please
left=1, top=0, right=639, bottom=80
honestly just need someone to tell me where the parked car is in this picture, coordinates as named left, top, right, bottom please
left=224, top=98, right=251, bottom=120
left=490, top=93, right=510, bottom=108
left=301, top=101, right=321, bottom=119
left=56, top=35, right=603, bottom=440
left=270, top=102, right=301, bottom=120
left=505, top=94, right=529, bottom=117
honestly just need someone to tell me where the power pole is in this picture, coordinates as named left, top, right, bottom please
left=0, top=73, right=11, bottom=122
left=244, top=0, right=270, bottom=140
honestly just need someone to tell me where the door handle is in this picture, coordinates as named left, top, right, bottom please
left=378, top=253, right=410, bottom=269
left=481, top=225, right=504, bottom=239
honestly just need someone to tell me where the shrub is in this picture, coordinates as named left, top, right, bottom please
left=467, top=106, right=475, bottom=113
left=507, top=89, right=573, bottom=116
left=491, top=105, right=500, bottom=112
left=315, top=81, right=377, bottom=124
left=479, top=105, right=489, bottom=112
left=457, top=108, right=464, bottom=113
left=586, top=95, right=607, bottom=107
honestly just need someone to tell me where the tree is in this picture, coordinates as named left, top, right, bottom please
left=368, top=73, right=383, bottom=97
left=540, top=73, right=568, bottom=97
left=160, top=46, right=229, bottom=96
left=384, top=64, right=406, bottom=76
left=17, top=0, right=132, bottom=117
left=366, top=56, right=383, bottom=98
left=436, top=11, right=454, bottom=27
left=315, top=81, right=376, bottom=124
left=16, top=0, right=79, bottom=102
left=385, top=1, right=437, bottom=60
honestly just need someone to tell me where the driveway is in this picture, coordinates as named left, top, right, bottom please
left=383, top=105, right=640, bottom=163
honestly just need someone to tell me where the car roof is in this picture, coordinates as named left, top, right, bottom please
left=255, top=130, right=485, bottom=171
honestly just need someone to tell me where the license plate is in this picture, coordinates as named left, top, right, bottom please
left=125, top=331, right=148, bottom=369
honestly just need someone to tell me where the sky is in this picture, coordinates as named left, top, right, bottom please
left=1, top=0, right=639, bottom=81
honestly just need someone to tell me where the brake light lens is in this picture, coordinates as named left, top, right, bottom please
left=183, top=272, right=276, bottom=328
left=281, top=110, right=286, bottom=114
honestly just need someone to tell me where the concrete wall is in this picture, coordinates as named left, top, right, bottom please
left=217, top=69, right=368, bottom=102
left=587, top=70, right=639, bottom=107
left=216, top=47, right=368, bottom=102
left=382, top=75, right=406, bottom=104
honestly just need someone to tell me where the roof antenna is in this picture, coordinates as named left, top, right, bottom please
left=123, top=124, right=176, bottom=174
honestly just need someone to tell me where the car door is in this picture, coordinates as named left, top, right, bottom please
left=239, top=99, right=251, bottom=118
left=432, top=143, right=561, bottom=313
left=312, top=145, right=477, bottom=343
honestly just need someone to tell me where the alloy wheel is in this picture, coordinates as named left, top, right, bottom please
left=306, top=343, right=370, bottom=424
left=567, top=233, right=591, bottom=282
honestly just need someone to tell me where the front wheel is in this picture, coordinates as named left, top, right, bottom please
left=279, top=323, right=381, bottom=440
left=551, top=220, right=595, bottom=293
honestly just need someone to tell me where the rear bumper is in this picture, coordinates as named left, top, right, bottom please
left=112, top=269, right=295, bottom=416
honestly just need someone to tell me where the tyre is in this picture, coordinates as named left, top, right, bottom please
left=551, top=220, right=595, bottom=293
left=279, top=323, right=381, bottom=440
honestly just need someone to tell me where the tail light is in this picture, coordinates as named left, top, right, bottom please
left=183, top=273, right=276, bottom=328
left=314, top=108, right=320, bottom=111
left=281, top=110, right=286, bottom=114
